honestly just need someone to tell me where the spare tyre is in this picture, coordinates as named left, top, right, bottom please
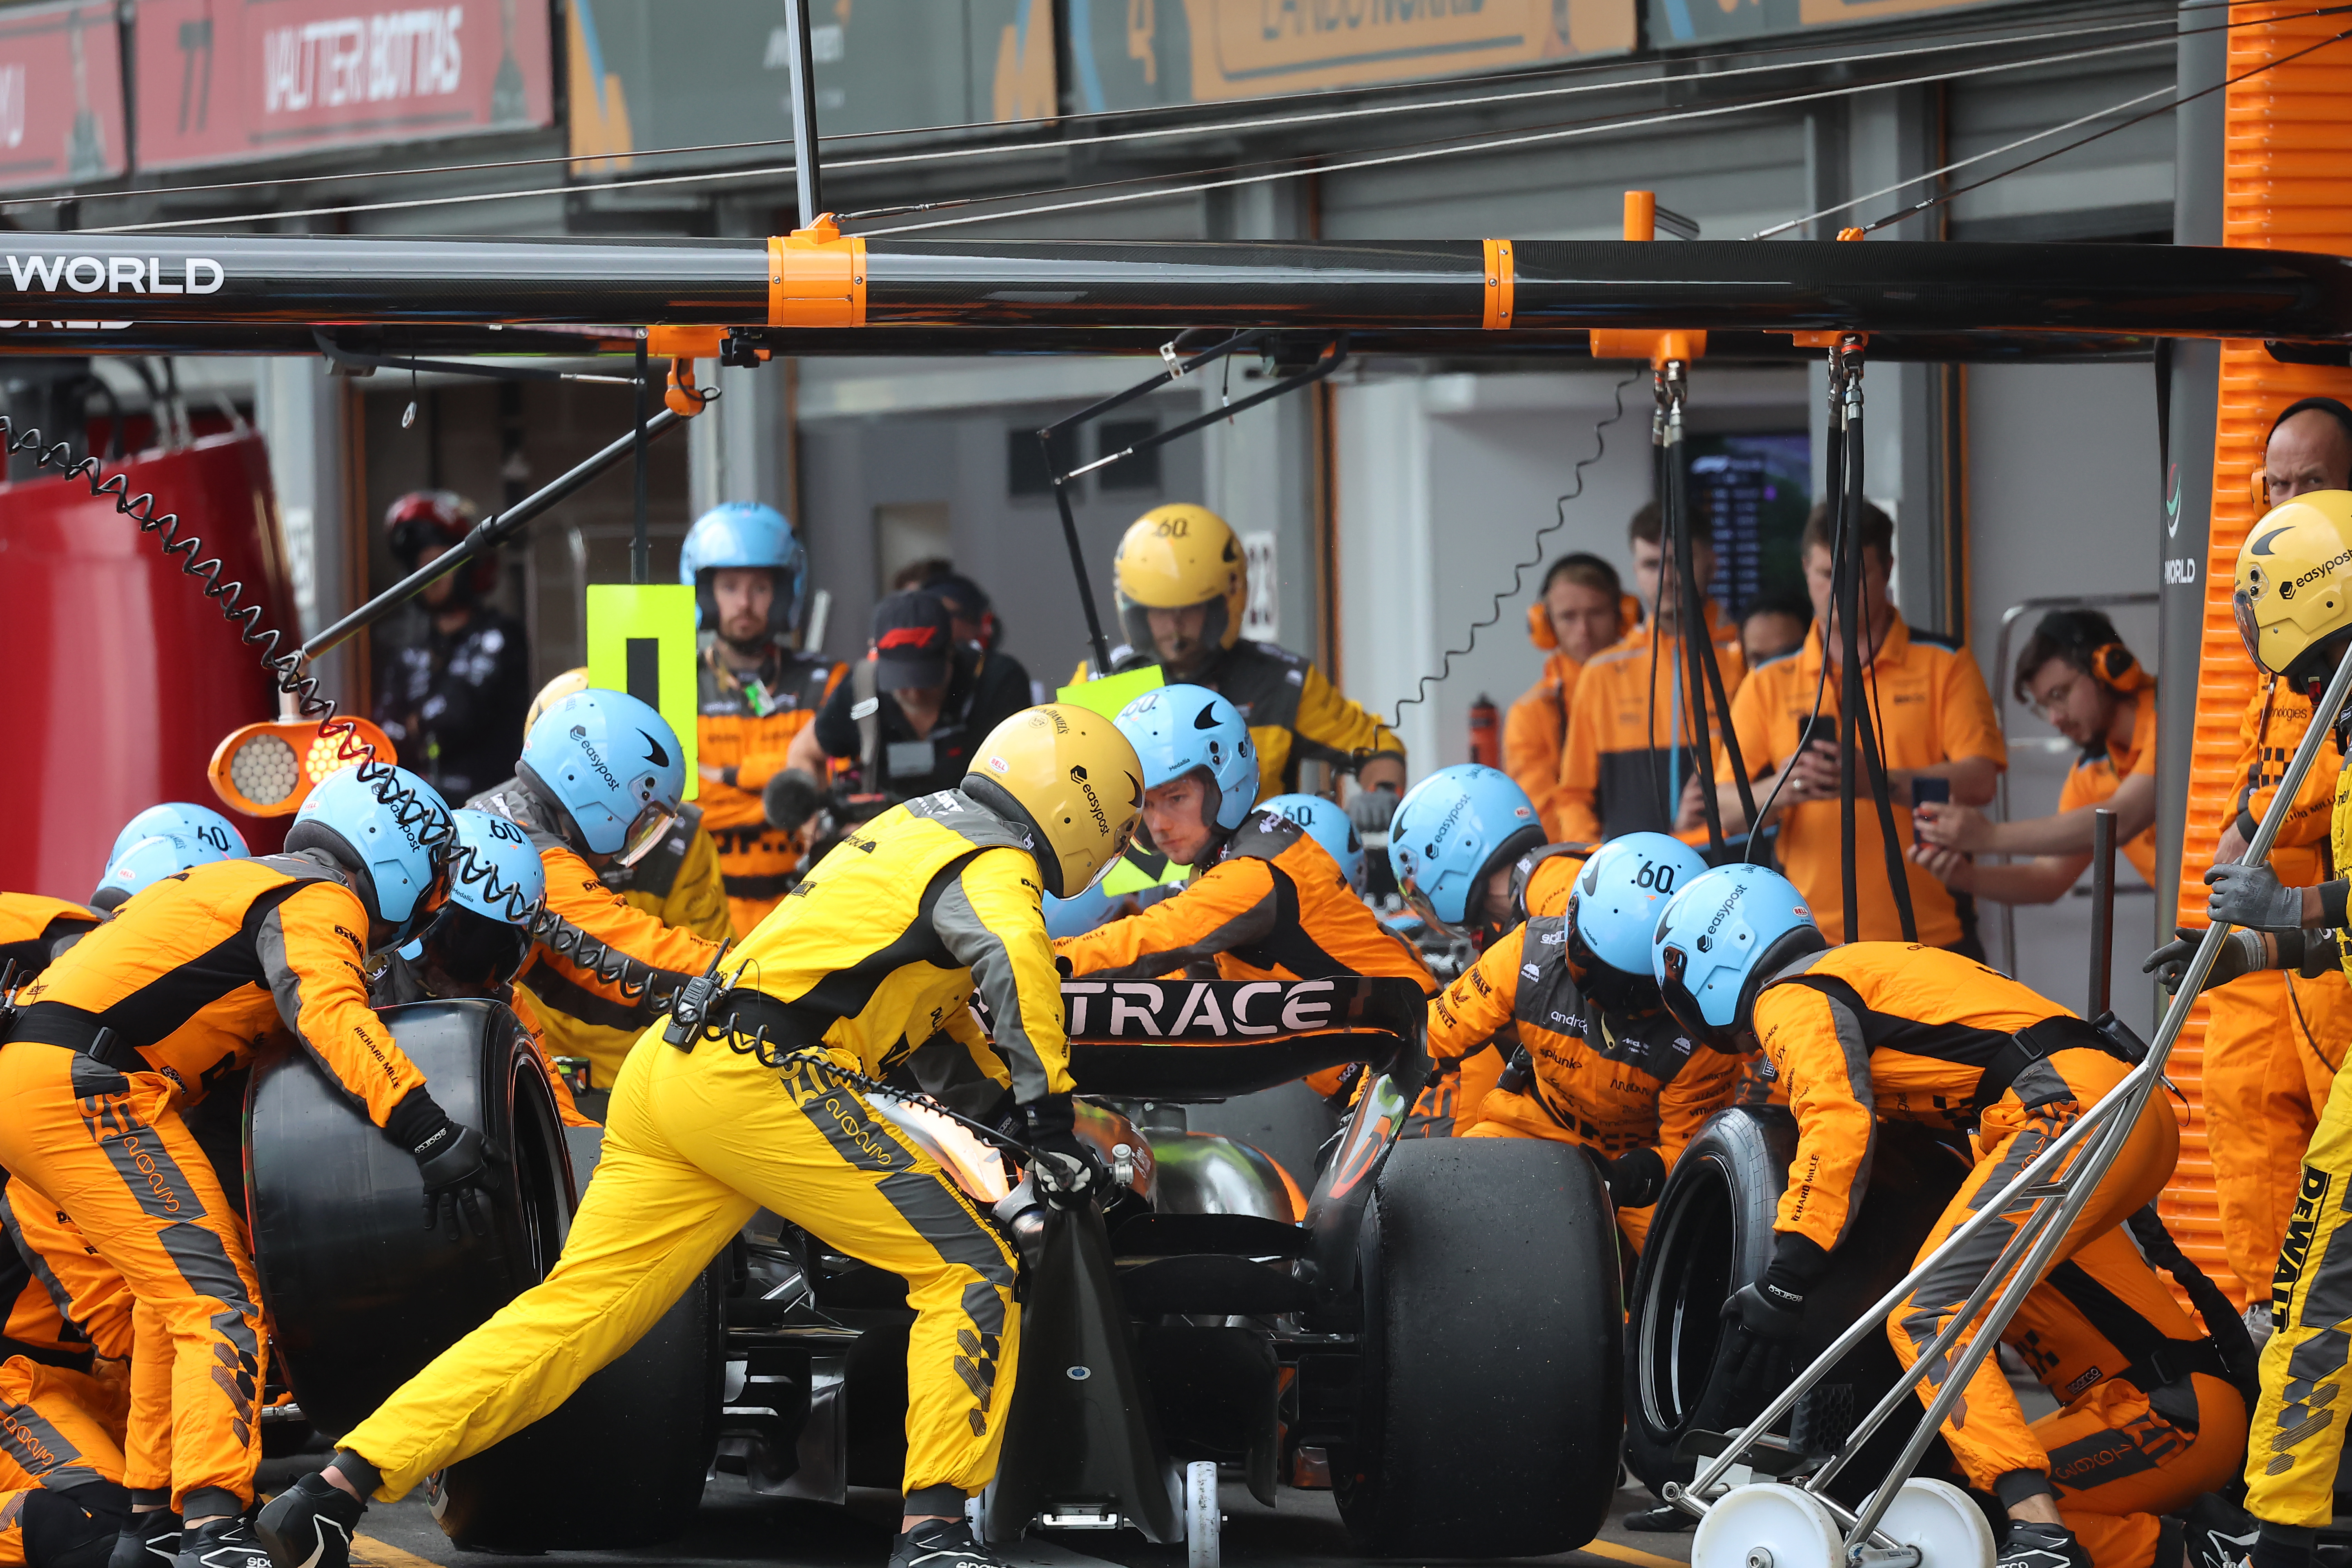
left=1333, top=1138, right=1619, bottom=1557
left=246, top=999, right=574, bottom=1437
left=424, top=1124, right=723, bottom=1551
left=1623, top=1108, right=1971, bottom=1507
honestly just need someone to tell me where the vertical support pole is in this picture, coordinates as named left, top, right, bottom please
left=2090, top=807, right=2117, bottom=1019
left=632, top=336, right=650, bottom=584
left=782, top=0, right=824, bottom=228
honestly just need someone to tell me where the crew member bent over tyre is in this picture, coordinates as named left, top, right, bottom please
left=0, top=768, right=503, bottom=1568
left=1653, top=865, right=2180, bottom=1568
left=261, top=706, right=1144, bottom=1568
left=1424, top=833, right=1739, bottom=1249
left=0, top=1354, right=133, bottom=1568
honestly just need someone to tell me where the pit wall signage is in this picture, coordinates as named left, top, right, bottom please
left=132, top=0, right=552, bottom=172
left=1647, top=0, right=2004, bottom=47
left=1071, top=0, right=1635, bottom=111
left=0, top=1, right=125, bottom=193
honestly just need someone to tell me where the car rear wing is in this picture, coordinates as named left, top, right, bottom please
left=1056, top=976, right=1431, bottom=1104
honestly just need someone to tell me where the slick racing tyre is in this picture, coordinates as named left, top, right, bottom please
left=247, top=999, right=575, bottom=1437
left=424, top=1125, right=724, bottom=1551
left=1333, top=1138, right=1619, bottom=1557
left=1623, top=1108, right=1970, bottom=1507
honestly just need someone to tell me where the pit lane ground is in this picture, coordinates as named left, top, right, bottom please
left=254, top=1457, right=1695, bottom=1568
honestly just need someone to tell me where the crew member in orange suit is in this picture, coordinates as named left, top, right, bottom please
left=1425, top=833, right=1737, bottom=1251
left=0, top=767, right=506, bottom=1568
left=1053, top=686, right=1438, bottom=1118
left=1657, top=867, right=2208, bottom=1568
left=678, top=504, right=849, bottom=937
left=0, top=1353, right=134, bottom=1568
left=1503, top=554, right=1631, bottom=841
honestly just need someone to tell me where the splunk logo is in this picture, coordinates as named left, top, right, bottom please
left=4, top=255, right=225, bottom=296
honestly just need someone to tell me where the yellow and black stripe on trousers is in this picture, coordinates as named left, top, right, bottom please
left=336, top=1027, right=1020, bottom=1500
left=2245, top=1051, right=2352, bottom=1528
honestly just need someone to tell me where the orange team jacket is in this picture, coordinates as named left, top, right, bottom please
left=468, top=779, right=726, bottom=1036
left=1749, top=943, right=2075, bottom=1263
left=1724, top=616, right=2005, bottom=947
left=0, top=896, right=102, bottom=983
left=695, top=647, right=849, bottom=936
left=1508, top=842, right=1590, bottom=924
left=1428, top=914, right=1741, bottom=1166
left=1054, top=812, right=1436, bottom=995
left=1555, top=601, right=1748, bottom=847
left=12, top=855, right=426, bottom=1129
left=2056, top=682, right=2158, bottom=885
left=1506, top=651, right=1586, bottom=840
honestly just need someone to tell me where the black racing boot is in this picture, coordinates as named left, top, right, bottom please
left=1997, top=1521, right=2094, bottom=1568
left=170, top=1518, right=270, bottom=1568
left=252, top=1476, right=362, bottom=1568
left=107, top=1511, right=179, bottom=1568
left=887, top=1519, right=1004, bottom=1568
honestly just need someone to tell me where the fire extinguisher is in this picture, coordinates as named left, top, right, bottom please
left=1469, top=695, right=1499, bottom=768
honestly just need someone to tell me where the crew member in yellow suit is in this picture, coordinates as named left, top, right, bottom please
left=513, top=672, right=731, bottom=1098
left=679, top=504, right=849, bottom=937
left=259, top=707, right=1144, bottom=1568
left=1088, top=505, right=1407, bottom=834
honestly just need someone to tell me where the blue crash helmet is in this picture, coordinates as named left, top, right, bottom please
left=445, top=808, right=546, bottom=921
left=92, top=833, right=230, bottom=912
left=1651, top=864, right=1825, bottom=1049
left=1568, top=832, right=1710, bottom=978
left=286, top=765, right=452, bottom=940
left=1388, top=764, right=1544, bottom=941
left=109, top=802, right=249, bottom=867
left=1261, top=792, right=1365, bottom=893
left=681, top=502, right=807, bottom=640
left=517, top=689, right=687, bottom=867
left=1113, top=683, right=1259, bottom=833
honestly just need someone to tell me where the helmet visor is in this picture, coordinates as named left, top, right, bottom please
left=2234, top=588, right=2269, bottom=673
left=613, top=802, right=681, bottom=869
left=1400, top=879, right=1469, bottom=944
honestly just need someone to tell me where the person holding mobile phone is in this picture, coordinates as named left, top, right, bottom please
left=1909, top=609, right=2158, bottom=909
left=1709, top=502, right=2007, bottom=955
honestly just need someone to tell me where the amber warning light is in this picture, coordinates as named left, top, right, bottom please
left=208, top=719, right=398, bottom=817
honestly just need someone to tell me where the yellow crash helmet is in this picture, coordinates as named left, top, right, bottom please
left=1113, top=504, right=1247, bottom=659
left=963, top=705, right=1142, bottom=899
left=2235, top=491, right=2352, bottom=683
left=526, top=668, right=592, bottom=735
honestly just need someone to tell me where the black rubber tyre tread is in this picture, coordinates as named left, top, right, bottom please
left=1333, top=1138, right=1620, bottom=1557
left=1623, top=1108, right=1971, bottom=1505
left=245, top=999, right=574, bottom=1438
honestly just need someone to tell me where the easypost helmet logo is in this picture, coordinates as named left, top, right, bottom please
left=1069, top=764, right=1109, bottom=834
left=576, top=735, right=621, bottom=792
left=2280, top=548, right=2352, bottom=601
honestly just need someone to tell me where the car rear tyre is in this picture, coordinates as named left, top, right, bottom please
left=1334, top=1138, right=1620, bottom=1557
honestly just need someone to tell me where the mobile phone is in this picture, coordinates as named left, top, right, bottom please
left=1910, top=776, right=1951, bottom=806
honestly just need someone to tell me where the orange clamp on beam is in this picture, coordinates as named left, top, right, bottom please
left=1591, top=192, right=1706, bottom=365
left=665, top=358, right=709, bottom=417
left=646, top=325, right=725, bottom=358
left=768, top=215, right=867, bottom=328
left=1481, top=239, right=1515, bottom=329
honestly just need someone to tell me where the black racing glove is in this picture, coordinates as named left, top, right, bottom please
left=390, top=1093, right=506, bottom=1238
left=1719, top=1281, right=1806, bottom=1398
left=1346, top=784, right=1401, bottom=835
left=1022, top=1094, right=1106, bottom=1207
left=2143, top=924, right=2267, bottom=995
left=1602, top=1148, right=1667, bottom=1210
left=2205, top=861, right=2307, bottom=932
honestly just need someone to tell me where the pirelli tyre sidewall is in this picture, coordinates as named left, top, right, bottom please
left=247, top=998, right=574, bottom=1438
left=424, top=1125, right=724, bottom=1552
left=1622, top=1108, right=1970, bottom=1505
left=1334, top=1137, right=1621, bottom=1558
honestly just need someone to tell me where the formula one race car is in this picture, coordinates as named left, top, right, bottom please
left=245, top=977, right=1627, bottom=1565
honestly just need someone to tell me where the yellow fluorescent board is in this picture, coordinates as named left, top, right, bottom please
left=586, top=584, right=700, bottom=801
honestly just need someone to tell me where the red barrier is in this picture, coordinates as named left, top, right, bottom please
left=0, top=431, right=294, bottom=899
